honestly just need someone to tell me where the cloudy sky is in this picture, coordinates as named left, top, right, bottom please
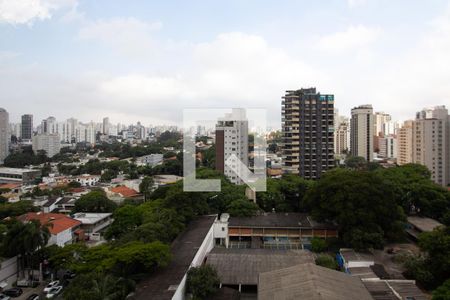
left=1, top=0, right=450, bottom=128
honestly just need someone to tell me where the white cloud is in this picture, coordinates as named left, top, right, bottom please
left=95, top=32, right=324, bottom=125
left=77, top=18, right=162, bottom=57
left=318, top=25, right=381, bottom=53
left=0, top=0, right=76, bottom=25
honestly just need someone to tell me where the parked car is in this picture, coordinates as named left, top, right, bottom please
left=0, top=293, right=11, bottom=300
left=1, top=288, right=23, bottom=298
left=26, top=294, right=39, bottom=300
left=45, top=286, right=63, bottom=299
left=43, top=281, right=60, bottom=293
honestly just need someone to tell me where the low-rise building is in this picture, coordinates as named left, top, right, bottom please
left=406, top=216, right=444, bottom=240
left=222, top=212, right=338, bottom=250
left=72, top=212, right=113, bottom=239
left=153, top=174, right=182, bottom=186
left=71, top=174, right=100, bottom=186
left=18, top=212, right=82, bottom=247
left=0, top=167, right=41, bottom=185
left=106, top=185, right=140, bottom=202
left=136, top=154, right=163, bottom=167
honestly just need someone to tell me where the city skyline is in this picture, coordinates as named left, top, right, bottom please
left=1, top=1, right=450, bottom=127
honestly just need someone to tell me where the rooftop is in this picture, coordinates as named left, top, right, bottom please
left=110, top=185, right=139, bottom=198
left=407, top=216, right=443, bottom=232
left=258, top=263, right=374, bottom=300
left=229, top=212, right=335, bottom=229
left=134, top=215, right=216, bottom=300
left=363, top=279, right=427, bottom=300
left=72, top=212, right=112, bottom=224
left=206, top=248, right=314, bottom=285
left=0, top=167, right=40, bottom=175
left=18, top=212, right=81, bottom=234
left=340, top=248, right=374, bottom=263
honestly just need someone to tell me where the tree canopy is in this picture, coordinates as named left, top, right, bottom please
left=305, top=168, right=406, bottom=250
left=74, top=190, right=117, bottom=213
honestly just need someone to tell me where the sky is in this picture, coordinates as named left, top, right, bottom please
left=1, top=0, right=450, bottom=128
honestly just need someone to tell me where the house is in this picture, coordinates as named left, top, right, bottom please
left=72, top=212, right=113, bottom=240
left=71, top=174, right=100, bottom=186
left=107, top=185, right=140, bottom=202
left=17, top=212, right=82, bottom=247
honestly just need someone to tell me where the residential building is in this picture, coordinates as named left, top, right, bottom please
left=21, top=114, right=33, bottom=141
left=378, top=135, right=397, bottom=159
left=0, top=108, right=9, bottom=164
left=334, top=118, right=350, bottom=156
left=41, top=116, right=57, bottom=134
left=136, top=154, right=163, bottom=167
left=374, top=112, right=391, bottom=136
left=17, top=212, right=82, bottom=246
left=71, top=174, right=100, bottom=186
left=281, top=88, right=334, bottom=179
left=215, top=108, right=249, bottom=185
left=0, top=167, right=41, bottom=184
left=397, top=120, right=414, bottom=165
left=413, top=106, right=450, bottom=186
left=32, top=133, right=61, bottom=157
left=351, top=105, right=374, bottom=161
left=102, top=117, right=109, bottom=135
left=72, top=212, right=113, bottom=239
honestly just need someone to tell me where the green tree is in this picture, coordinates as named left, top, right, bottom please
left=187, top=265, right=220, bottom=300
left=315, top=254, right=338, bottom=270
left=74, top=190, right=117, bottom=213
left=311, top=237, right=327, bottom=253
left=344, top=156, right=367, bottom=170
left=68, top=181, right=82, bottom=188
left=105, top=205, right=143, bottom=240
left=63, top=272, right=135, bottom=300
left=139, top=176, right=154, bottom=201
left=433, top=279, right=450, bottom=300
left=305, top=169, right=406, bottom=250
left=226, top=198, right=259, bottom=217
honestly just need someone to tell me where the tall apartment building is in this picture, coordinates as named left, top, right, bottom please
left=282, top=88, right=334, bottom=179
left=378, top=135, right=397, bottom=159
left=41, top=116, right=56, bottom=134
left=32, top=134, right=61, bottom=158
left=21, top=114, right=33, bottom=141
left=334, top=118, right=350, bottom=156
left=413, top=106, right=449, bottom=186
left=397, top=120, right=414, bottom=165
left=350, top=105, right=374, bottom=162
left=103, top=117, right=109, bottom=135
left=215, top=109, right=249, bottom=185
left=0, top=108, right=9, bottom=164
left=374, top=112, right=391, bottom=136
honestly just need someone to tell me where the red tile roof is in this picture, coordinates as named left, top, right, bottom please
left=18, top=212, right=81, bottom=235
left=111, top=186, right=139, bottom=198
left=0, top=183, right=22, bottom=190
